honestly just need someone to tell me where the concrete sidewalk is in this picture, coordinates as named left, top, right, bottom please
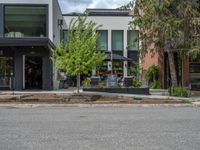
left=83, top=91, right=200, bottom=101
left=0, top=89, right=200, bottom=101
left=0, top=89, right=77, bottom=95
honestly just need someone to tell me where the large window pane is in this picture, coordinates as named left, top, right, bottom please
left=4, top=6, right=47, bottom=37
left=63, top=30, right=68, bottom=42
left=113, top=61, right=123, bottom=76
left=112, top=30, right=123, bottom=51
left=127, top=30, right=139, bottom=51
left=0, top=57, right=13, bottom=88
left=98, top=61, right=108, bottom=74
left=190, top=63, right=200, bottom=73
left=97, top=30, right=108, bottom=51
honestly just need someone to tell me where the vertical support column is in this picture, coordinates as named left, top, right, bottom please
left=92, top=68, right=96, bottom=76
left=0, top=4, right=4, bottom=37
left=123, top=30, right=128, bottom=77
left=14, top=50, right=23, bottom=90
left=108, top=30, right=112, bottom=72
left=43, top=53, right=52, bottom=90
left=22, top=55, right=25, bottom=89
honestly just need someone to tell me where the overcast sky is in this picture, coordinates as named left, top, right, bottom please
left=59, top=0, right=131, bottom=13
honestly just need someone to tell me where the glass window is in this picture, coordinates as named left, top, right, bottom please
left=127, top=30, right=139, bottom=51
left=112, top=30, right=123, bottom=51
left=4, top=5, right=47, bottom=37
left=0, top=57, right=13, bottom=88
left=190, top=63, right=200, bottom=73
left=98, top=61, right=108, bottom=73
left=97, top=30, right=108, bottom=51
left=63, top=30, right=68, bottom=42
left=113, top=61, right=123, bottom=76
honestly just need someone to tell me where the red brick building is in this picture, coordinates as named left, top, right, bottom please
left=142, top=47, right=200, bottom=90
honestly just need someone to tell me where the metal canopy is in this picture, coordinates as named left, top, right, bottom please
left=104, top=51, right=133, bottom=61
left=0, top=37, right=55, bottom=49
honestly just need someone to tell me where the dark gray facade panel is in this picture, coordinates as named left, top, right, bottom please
left=42, top=54, right=52, bottom=90
left=0, top=4, right=3, bottom=37
left=14, top=50, right=23, bottom=90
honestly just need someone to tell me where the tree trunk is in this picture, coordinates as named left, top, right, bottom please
left=167, top=51, right=178, bottom=86
left=164, top=40, right=178, bottom=87
left=77, top=73, right=81, bottom=93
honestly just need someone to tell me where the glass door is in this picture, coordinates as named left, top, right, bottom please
left=0, top=57, right=13, bottom=88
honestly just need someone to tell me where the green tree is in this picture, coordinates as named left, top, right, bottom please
left=123, top=0, right=200, bottom=86
left=52, top=15, right=106, bottom=93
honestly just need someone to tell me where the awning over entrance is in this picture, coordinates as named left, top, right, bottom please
left=0, top=38, right=55, bottom=49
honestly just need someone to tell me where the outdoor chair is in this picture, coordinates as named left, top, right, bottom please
left=123, top=77, right=133, bottom=87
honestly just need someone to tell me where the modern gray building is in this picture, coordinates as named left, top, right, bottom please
left=0, top=0, right=63, bottom=90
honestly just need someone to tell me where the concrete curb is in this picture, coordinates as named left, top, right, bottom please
left=0, top=103, right=199, bottom=108
left=0, top=90, right=200, bottom=101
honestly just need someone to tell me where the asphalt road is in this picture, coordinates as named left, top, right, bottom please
left=0, top=106, right=199, bottom=150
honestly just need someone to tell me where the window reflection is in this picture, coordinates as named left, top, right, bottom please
left=0, top=57, right=13, bottom=88
left=4, top=6, right=47, bottom=38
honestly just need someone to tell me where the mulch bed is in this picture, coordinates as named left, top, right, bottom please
left=0, top=94, right=189, bottom=104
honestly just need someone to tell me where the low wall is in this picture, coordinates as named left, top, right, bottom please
left=83, top=88, right=150, bottom=95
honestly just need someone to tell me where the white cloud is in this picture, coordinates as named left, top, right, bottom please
left=59, top=0, right=90, bottom=13
left=59, top=0, right=131, bottom=13
left=88, top=0, right=130, bottom=9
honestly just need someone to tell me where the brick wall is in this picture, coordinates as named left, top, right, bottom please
left=141, top=44, right=165, bottom=88
left=182, top=59, right=189, bottom=86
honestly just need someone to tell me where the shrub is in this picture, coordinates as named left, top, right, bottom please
left=82, top=78, right=91, bottom=87
left=150, top=81, right=161, bottom=89
left=145, top=65, right=159, bottom=81
left=133, top=79, right=142, bottom=87
left=168, top=87, right=188, bottom=97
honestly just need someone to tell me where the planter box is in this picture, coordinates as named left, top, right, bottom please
left=83, top=88, right=150, bottom=95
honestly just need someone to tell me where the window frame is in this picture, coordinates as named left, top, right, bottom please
left=111, top=30, right=124, bottom=51
left=3, top=4, right=49, bottom=38
left=96, top=30, right=108, bottom=51
left=127, top=30, right=139, bottom=51
left=62, top=29, right=68, bottom=42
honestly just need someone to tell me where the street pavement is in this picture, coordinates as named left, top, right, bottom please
left=0, top=106, right=199, bottom=150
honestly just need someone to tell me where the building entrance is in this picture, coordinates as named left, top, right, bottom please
left=25, top=56, right=42, bottom=89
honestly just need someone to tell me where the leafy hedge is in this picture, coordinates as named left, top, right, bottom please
left=145, top=65, right=159, bottom=81
left=150, top=81, right=161, bottom=89
left=168, top=87, right=188, bottom=97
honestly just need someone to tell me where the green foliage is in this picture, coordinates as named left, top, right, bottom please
left=118, top=1, right=134, bottom=10
left=132, top=78, right=142, bottom=87
left=52, top=15, right=106, bottom=77
left=128, top=63, right=142, bottom=87
left=187, top=37, right=200, bottom=60
left=82, top=78, right=91, bottom=87
left=131, top=0, right=200, bottom=58
left=168, top=87, right=188, bottom=97
left=150, top=81, right=161, bottom=89
left=145, top=65, right=159, bottom=81
left=128, top=63, right=140, bottom=78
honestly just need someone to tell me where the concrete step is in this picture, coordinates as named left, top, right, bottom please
left=191, top=91, right=200, bottom=97
left=150, top=89, right=168, bottom=96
